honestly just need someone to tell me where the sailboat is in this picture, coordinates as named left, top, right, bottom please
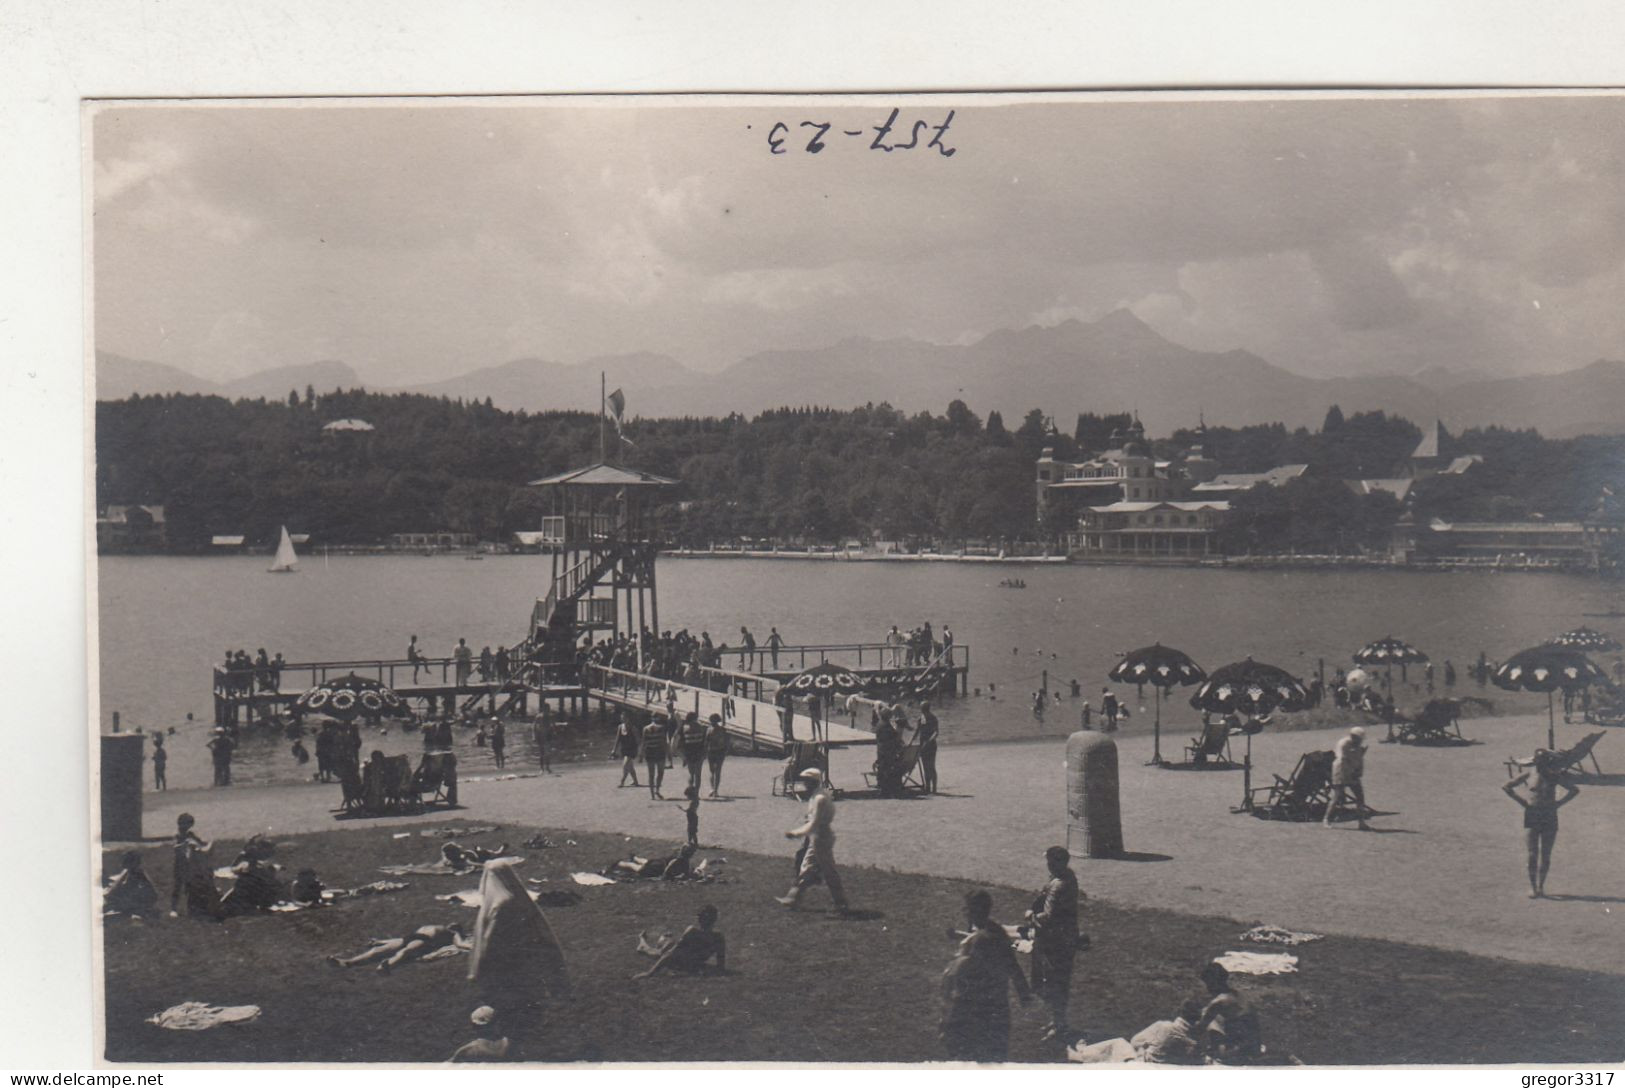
left=268, top=525, right=299, bottom=574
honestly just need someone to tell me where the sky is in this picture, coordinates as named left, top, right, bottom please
left=92, top=93, right=1625, bottom=385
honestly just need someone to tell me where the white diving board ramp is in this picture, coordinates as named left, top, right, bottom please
left=583, top=664, right=874, bottom=753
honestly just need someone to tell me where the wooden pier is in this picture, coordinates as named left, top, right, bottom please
left=713, top=642, right=971, bottom=695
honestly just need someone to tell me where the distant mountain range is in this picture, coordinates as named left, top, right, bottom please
left=95, top=311, right=1625, bottom=438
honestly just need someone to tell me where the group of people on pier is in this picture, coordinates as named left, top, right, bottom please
left=220, top=647, right=286, bottom=695
left=885, top=621, right=953, bottom=667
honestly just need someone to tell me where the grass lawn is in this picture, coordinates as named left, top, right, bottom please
left=102, top=820, right=1625, bottom=1065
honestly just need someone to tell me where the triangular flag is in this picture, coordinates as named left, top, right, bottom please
left=607, top=388, right=626, bottom=423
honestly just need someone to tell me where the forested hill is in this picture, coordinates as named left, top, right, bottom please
left=95, top=389, right=1625, bottom=551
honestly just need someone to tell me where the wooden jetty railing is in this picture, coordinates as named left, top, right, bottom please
left=714, top=641, right=970, bottom=679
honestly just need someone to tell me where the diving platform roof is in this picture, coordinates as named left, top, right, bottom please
left=528, top=462, right=680, bottom=488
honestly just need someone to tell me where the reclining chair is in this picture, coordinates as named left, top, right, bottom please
left=1395, top=698, right=1469, bottom=745
left=1248, top=750, right=1336, bottom=820
left=772, top=740, right=830, bottom=798
left=1184, top=716, right=1236, bottom=766
left=863, top=738, right=925, bottom=793
left=1505, top=731, right=1605, bottom=779
left=413, top=750, right=459, bottom=808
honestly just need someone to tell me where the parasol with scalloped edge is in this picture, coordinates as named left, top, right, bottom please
left=294, top=672, right=410, bottom=721
left=1108, top=644, right=1207, bottom=765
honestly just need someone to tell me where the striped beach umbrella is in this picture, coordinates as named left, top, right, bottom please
left=295, top=672, right=409, bottom=720
left=1493, top=646, right=1608, bottom=749
left=1353, top=637, right=1429, bottom=667
left=1108, top=644, right=1207, bottom=765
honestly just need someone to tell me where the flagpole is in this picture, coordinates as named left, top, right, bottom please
left=599, top=371, right=607, bottom=464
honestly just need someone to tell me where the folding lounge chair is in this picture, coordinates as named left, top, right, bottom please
left=1396, top=699, right=1468, bottom=745
left=1505, top=731, right=1606, bottom=779
left=1248, top=750, right=1336, bottom=820
left=1184, top=717, right=1236, bottom=766
left=862, top=739, right=925, bottom=793
left=413, top=751, right=459, bottom=807
left=771, top=740, right=828, bottom=798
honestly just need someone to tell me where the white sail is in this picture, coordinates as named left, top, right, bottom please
left=269, top=525, right=299, bottom=573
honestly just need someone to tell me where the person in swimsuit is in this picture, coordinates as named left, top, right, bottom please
left=330, top=923, right=468, bottom=970
left=1503, top=750, right=1580, bottom=898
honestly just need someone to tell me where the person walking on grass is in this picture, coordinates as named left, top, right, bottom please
left=941, top=889, right=1032, bottom=1062
left=642, top=715, right=668, bottom=799
left=775, top=768, right=851, bottom=913
left=612, top=712, right=640, bottom=788
left=1027, top=846, right=1081, bottom=1043
left=704, top=713, right=729, bottom=798
left=1503, top=750, right=1580, bottom=898
left=1323, top=726, right=1370, bottom=830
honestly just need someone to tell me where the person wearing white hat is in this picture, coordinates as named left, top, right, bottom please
left=1323, top=726, right=1370, bottom=830
left=775, top=767, right=851, bottom=913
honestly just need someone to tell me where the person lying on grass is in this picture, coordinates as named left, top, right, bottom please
left=602, top=842, right=698, bottom=881
left=632, top=904, right=726, bottom=979
left=330, top=923, right=470, bottom=971
left=442, top=841, right=513, bottom=871
left=103, top=851, right=159, bottom=918
left=1130, top=998, right=1205, bottom=1064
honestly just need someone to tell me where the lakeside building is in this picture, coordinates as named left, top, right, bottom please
left=1070, top=499, right=1231, bottom=558
left=388, top=531, right=477, bottom=550
left=1391, top=490, right=1624, bottom=571
left=96, top=504, right=167, bottom=552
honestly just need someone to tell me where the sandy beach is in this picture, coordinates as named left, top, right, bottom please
left=133, top=711, right=1624, bottom=975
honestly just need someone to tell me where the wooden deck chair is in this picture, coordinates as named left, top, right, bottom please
left=1184, top=717, right=1236, bottom=766
left=1249, top=750, right=1336, bottom=820
left=771, top=740, right=827, bottom=798
left=863, top=739, right=925, bottom=792
left=413, top=751, right=458, bottom=807
left=1396, top=699, right=1469, bottom=745
left=1505, top=731, right=1606, bottom=779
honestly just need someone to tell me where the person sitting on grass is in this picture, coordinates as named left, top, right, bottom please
left=220, top=835, right=283, bottom=915
left=632, top=904, right=726, bottom=979
left=441, top=841, right=513, bottom=871
left=330, top=923, right=469, bottom=971
left=1130, top=998, right=1205, bottom=1064
left=603, top=842, right=698, bottom=881
left=448, top=1005, right=511, bottom=1062
left=103, top=851, right=159, bottom=917
left=290, top=868, right=326, bottom=905
left=1192, top=961, right=1264, bottom=1064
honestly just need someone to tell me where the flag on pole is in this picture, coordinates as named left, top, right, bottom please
left=606, top=388, right=634, bottom=446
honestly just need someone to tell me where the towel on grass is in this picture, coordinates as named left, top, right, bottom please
left=147, top=1002, right=261, bottom=1031
left=571, top=872, right=617, bottom=886
left=1240, top=924, right=1324, bottom=947
left=1215, top=950, right=1298, bottom=975
left=439, top=886, right=581, bottom=909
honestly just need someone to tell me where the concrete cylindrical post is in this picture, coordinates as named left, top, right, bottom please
left=100, top=732, right=145, bottom=843
left=1065, top=730, right=1123, bottom=859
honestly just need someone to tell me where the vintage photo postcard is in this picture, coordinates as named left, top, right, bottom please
left=88, top=91, right=1625, bottom=1066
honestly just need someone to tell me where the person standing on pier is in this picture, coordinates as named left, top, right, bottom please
left=887, top=625, right=905, bottom=667
left=478, top=646, right=494, bottom=683
left=271, top=652, right=285, bottom=692
left=642, top=715, right=668, bottom=799
left=612, top=712, right=640, bottom=788
left=454, top=638, right=473, bottom=687
left=490, top=718, right=506, bottom=769
left=408, top=635, right=426, bottom=683
left=740, top=627, right=757, bottom=671
left=767, top=627, right=784, bottom=669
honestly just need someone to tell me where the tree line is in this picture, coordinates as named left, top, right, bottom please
left=95, top=389, right=1623, bottom=552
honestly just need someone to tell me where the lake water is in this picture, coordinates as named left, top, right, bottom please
left=96, top=555, right=1622, bottom=791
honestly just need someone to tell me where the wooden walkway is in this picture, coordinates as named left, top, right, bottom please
left=583, top=663, right=875, bottom=756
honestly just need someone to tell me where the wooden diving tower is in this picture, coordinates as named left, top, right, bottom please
left=524, top=462, right=680, bottom=668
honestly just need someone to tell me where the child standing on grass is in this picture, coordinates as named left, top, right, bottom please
left=152, top=733, right=167, bottom=790
left=169, top=813, right=220, bottom=919
left=683, top=785, right=701, bottom=847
